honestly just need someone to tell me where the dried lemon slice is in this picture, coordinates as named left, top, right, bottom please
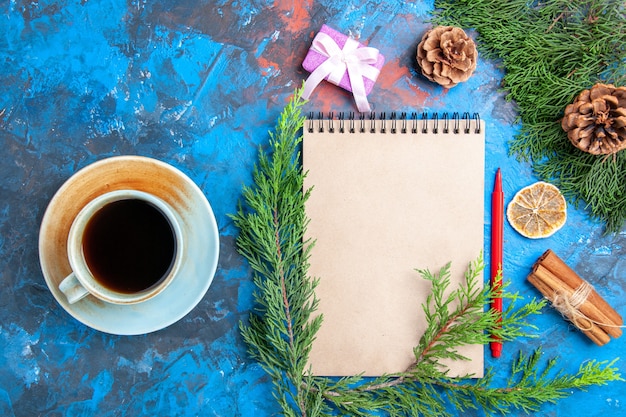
left=506, top=181, right=567, bottom=239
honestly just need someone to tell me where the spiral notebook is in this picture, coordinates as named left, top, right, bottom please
left=303, top=111, right=485, bottom=377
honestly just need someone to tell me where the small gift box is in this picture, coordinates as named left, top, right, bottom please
left=302, top=24, right=385, bottom=112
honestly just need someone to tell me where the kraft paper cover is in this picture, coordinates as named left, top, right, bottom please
left=303, top=117, right=485, bottom=377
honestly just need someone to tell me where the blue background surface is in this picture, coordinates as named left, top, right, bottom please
left=1, top=1, right=624, bottom=415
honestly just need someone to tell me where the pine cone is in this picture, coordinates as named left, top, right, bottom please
left=416, top=26, right=477, bottom=88
left=561, top=83, right=626, bottom=155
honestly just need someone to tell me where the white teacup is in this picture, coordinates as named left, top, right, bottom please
left=59, top=190, right=184, bottom=305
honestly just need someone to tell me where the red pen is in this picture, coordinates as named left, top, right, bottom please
left=490, top=168, right=504, bottom=358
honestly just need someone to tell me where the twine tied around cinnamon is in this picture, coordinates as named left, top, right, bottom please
left=550, top=281, right=624, bottom=332
left=528, top=249, right=623, bottom=346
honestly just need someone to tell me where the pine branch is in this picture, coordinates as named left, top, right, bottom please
left=413, top=255, right=544, bottom=370
left=432, top=0, right=626, bottom=232
left=440, top=350, right=623, bottom=415
left=231, top=85, right=322, bottom=415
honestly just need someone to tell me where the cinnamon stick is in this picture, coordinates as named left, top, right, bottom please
left=528, top=273, right=610, bottom=346
left=537, top=249, right=623, bottom=327
left=532, top=263, right=622, bottom=339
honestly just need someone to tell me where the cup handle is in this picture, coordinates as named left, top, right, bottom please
left=59, top=273, right=89, bottom=304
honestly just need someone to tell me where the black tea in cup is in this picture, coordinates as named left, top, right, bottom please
left=82, top=199, right=177, bottom=293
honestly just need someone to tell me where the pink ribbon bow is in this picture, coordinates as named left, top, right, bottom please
left=302, top=32, right=381, bottom=112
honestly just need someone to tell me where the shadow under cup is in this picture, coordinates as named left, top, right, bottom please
left=66, top=190, right=184, bottom=305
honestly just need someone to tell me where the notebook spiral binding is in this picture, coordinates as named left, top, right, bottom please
left=307, top=111, right=481, bottom=135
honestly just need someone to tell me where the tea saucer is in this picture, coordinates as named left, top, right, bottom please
left=39, top=156, right=220, bottom=335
